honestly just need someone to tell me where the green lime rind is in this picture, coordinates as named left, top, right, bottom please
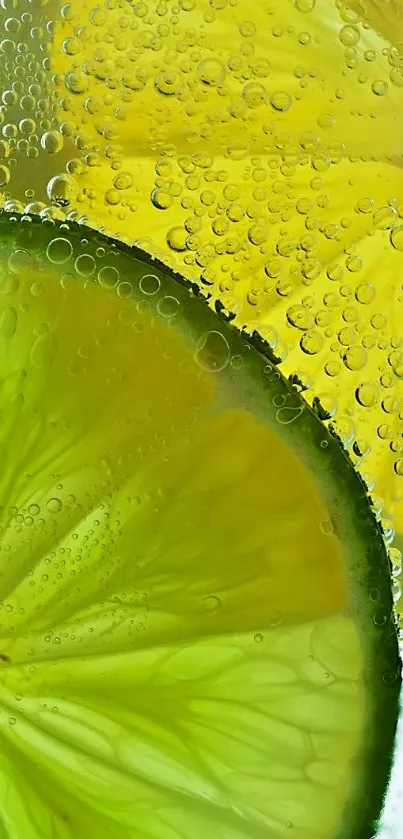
left=0, top=210, right=400, bottom=839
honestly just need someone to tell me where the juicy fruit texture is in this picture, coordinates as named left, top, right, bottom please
left=344, top=1, right=403, bottom=47
left=0, top=3, right=403, bottom=618
left=0, top=213, right=400, bottom=838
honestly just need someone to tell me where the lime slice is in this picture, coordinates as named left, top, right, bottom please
left=0, top=212, right=400, bottom=839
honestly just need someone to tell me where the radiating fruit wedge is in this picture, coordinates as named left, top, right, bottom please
left=0, top=212, right=400, bottom=839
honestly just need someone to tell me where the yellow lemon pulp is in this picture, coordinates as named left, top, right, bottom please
left=0, top=214, right=399, bottom=838
left=345, top=1, right=403, bottom=47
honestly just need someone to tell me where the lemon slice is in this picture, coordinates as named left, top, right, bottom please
left=0, top=212, right=400, bottom=839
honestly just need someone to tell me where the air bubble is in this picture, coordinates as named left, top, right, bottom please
left=239, top=20, right=256, bottom=37
left=371, top=79, right=388, bottom=97
left=65, top=70, right=88, bottom=95
left=339, top=25, right=359, bottom=47
left=355, top=383, right=378, bottom=408
left=373, top=612, right=388, bottom=627
left=294, top=0, right=315, bottom=10
left=0, top=140, right=10, bottom=160
left=98, top=265, right=119, bottom=289
left=356, top=197, right=374, bottom=214
left=276, top=404, right=304, bottom=425
left=139, top=274, right=160, bottom=296
left=8, top=249, right=32, bottom=275
left=201, top=595, right=221, bottom=612
left=382, top=670, right=399, bottom=686
left=388, top=350, right=403, bottom=378
left=0, top=165, right=10, bottom=186
left=195, top=330, right=230, bottom=372
left=46, top=237, right=73, bottom=264
left=242, top=83, right=267, bottom=108
left=46, top=174, right=78, bottom=207
left=355, top=283, right=375, bottom=305
left=197, top=58, right=226, bottom=87
left=157, top=296, right=180, bottom=318
left=113, top=171, right=133, bottom=191
left=382, top=395, right=399, bottom=414
left=320, top=519, right=334, bottom=535
left=345, top=255, right=362, bottom=273
left=271, top=91, right=292, bottom=112
left=40, top=130, right=63, bottom=154
left=374, top=207, right=397, bottom=230
left=287, top=305, right=314, bottom=331
left=317, top=112, right=335, bottom=131
left=390, top=226, right=403, bottom=252
left=334, top=416, right=356, bottom=446
left=151, top=189, right=173, bottom=210
left=117, top=282, right=132, bottom=300
left=46, top=497, right=62, bottom=514
left=155, top=71, right=178, bottom=96
left=0, top=306, right=17, bottom=338
left=300, top=330, right=323, bottom=355
left=343, top=346, right=367, bottom=371
left=166, top=226, right=187, bottom=251
left=75, top=254, right=95, bottom=277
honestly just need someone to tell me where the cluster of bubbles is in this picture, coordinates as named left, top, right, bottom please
left=0, top=0, right=402, bottom=612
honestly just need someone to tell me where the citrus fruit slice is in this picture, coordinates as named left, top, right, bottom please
left=0, top=212, right=400, bottom=839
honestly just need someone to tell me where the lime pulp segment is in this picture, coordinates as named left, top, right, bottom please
left=0, top=212, right=400, bottom=839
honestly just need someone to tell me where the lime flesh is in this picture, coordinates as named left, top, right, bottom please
left=0, top=213, right=400, bottom=839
